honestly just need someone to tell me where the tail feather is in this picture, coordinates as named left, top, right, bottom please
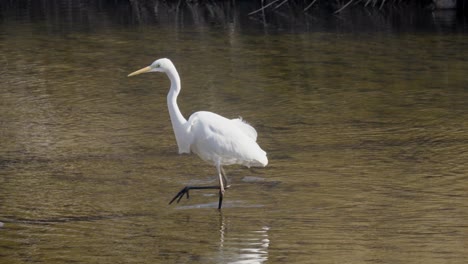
left=257, top=154, right=268, bottom=167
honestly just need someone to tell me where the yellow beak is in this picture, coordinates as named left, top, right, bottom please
left=128, top=66, right=151, bottom=77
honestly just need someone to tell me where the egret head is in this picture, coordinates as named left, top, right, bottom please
left=128, top=58, right=174, bottom=77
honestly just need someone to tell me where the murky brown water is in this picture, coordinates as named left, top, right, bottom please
left=1, top=3, right=468, bottom=264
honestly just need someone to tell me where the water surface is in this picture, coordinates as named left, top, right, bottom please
left=1, top=3, right=467, bottom=264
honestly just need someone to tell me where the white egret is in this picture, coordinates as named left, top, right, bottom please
left=128, top=58, right=268, bottom=209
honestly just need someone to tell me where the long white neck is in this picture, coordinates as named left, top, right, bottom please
left=166, top=65, right=188, bottom=152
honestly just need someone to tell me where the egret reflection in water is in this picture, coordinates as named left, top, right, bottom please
left=218, top=214, right=270, bottom=264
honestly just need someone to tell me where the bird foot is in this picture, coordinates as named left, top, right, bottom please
left=168, top=185, right=222, bottom=205
left=169, top=186, right=191, bottom=205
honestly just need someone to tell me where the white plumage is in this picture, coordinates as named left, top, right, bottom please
left=128, top=58, right=268, bottom=209
left=186, top=111, right=267, bottom=167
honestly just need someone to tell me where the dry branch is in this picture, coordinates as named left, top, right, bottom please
left=248, top=0, right=282, bottom=15
left=334, top=0, right=355, bottom=14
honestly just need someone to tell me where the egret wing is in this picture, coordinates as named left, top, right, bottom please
left=187, top=112, right=266, bottom=167
left=230, top=117, right=258, bottom=141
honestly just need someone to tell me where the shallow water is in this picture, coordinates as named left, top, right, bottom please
left=1, top=2, right=468, bottom=264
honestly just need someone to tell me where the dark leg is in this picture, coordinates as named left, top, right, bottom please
left=169, top=185, right=220, bottom=205
left=169, top=166, right=229, bottom=209
left=218, top=189, right=223, bottom=209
